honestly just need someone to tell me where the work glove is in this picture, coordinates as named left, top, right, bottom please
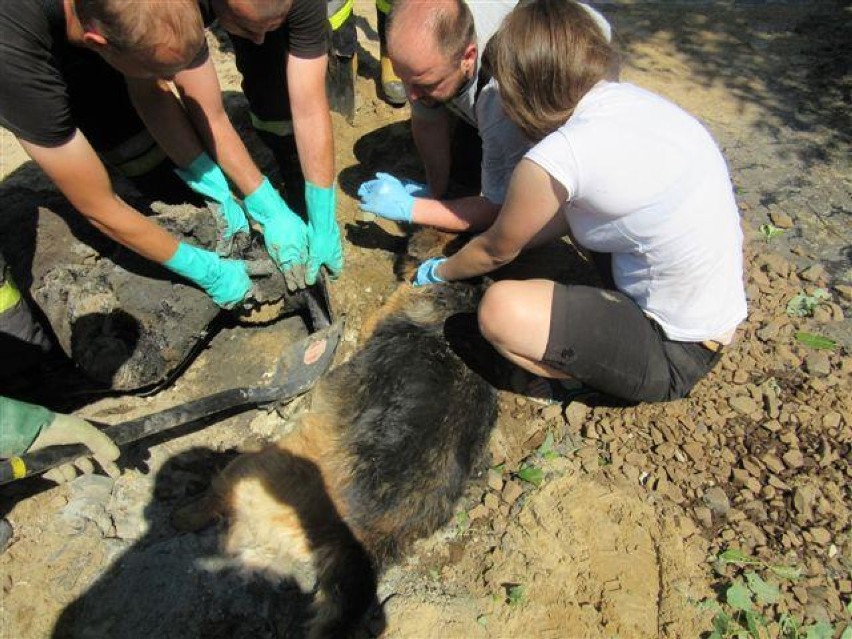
left=164, top=242, right=251, bottom=309
left=357, top=172, right=429, bottom=223
left=413, top=257, right=447, bottom=287
left=305, top=181, right=344, bottom=286
left=0, top=396, right=120, bottom=484
left=175, top=152, right=250, bottom=255
left=244, top=177, right=308, bottom=292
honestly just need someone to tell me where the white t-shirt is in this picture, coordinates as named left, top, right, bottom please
left=525, top=82, right=747, bottom=342
left=413, top=1, right=612, bottom=204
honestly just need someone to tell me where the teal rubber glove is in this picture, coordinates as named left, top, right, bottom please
left=357, top=172, right=429, bottom=222
left=305, top=181, right=344, bottom=286
left=244, top=177, right=308, bottom=292
left=175, top=152, right=250, bottom=255
left=413, top=257, right=447, bottom=287
left=164, top=242, right=251, bottom=309
left=0, top=396, right=120, bottom=482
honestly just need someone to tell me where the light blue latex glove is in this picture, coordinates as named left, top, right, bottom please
left=174, top=152, right=250, bottom=254
left=357, top=172, right=429, bottom=223
left=164, top=242, right=251, bottom=309
left=413, top=257, right=447, bottom=287
left=244, top=177, right=308, bottom=292
left=305, top=181, right=344, bottom=286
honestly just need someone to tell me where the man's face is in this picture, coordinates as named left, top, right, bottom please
left=390, top=40, right=474, bottom=107
left=212, top=0, right=288, bottom=45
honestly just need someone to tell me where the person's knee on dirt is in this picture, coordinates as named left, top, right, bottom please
left=0, top=0, right=255, bottom=309
left=404, top=0, right=746, bottom=405
left=477, top=279, right=563, bottom=377
left=210, top=0, right=344, bottom=284
left=357, top=0, right=611, bottom=233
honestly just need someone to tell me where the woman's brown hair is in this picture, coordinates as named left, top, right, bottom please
left=487, top=0, right=619, bottom=142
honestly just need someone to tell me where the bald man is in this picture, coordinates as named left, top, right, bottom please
left=357, top=0, right=611, bottom=234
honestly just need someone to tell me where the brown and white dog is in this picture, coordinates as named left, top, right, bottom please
left=172, top=253, right=498, bottom=637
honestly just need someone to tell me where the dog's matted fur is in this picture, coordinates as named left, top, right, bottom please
left=173, top=281, right=498, bottom=638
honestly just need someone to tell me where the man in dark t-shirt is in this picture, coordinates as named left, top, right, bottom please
left=199, top=0, right=342, bottom=287
left=0, top=0, right=256, bottom=311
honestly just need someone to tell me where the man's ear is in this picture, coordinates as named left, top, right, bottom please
left=461, top=43, right=477, bottom=74
left=81, top=28, right=109, bottom=51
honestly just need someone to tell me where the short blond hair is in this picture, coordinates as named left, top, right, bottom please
left=489, top=0, right=619, bottom=141
left=75, top=0, right=205, bottom=67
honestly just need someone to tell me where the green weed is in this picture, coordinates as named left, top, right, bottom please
left=760, top=223, right=786, bottom=243
left=698, top=549, right=850, bottom=639
left=786, top=289, right=831, bottom=318
left=794, top=332, right=837, bottom=350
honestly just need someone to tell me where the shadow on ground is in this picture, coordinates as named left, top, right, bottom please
left=52, top=448, right=319, bottom=639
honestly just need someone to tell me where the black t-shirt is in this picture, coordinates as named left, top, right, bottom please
left=0, top=0, right=328, bottom=148
left=196, top=0, right=329, bottom=60
left=0, top=0, right=82, bottom=146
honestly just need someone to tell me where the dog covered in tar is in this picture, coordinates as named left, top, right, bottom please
left=172, top=281, right=498, bottom=638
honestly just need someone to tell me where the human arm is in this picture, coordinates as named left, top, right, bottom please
left=19, top=133, right=250, bottom=307
left=127, top=70, right=252, bottom=249
left=19, top=133, right=180, bottom=263
left=288, top=53, right=335, bottom=189
left=171, top=58, right=308, bottom=281
left=168, top=57, right=265, bottom=196
left=288, top=53, right=342, bottom=283
left=358, top=173, right=501, bottom=232
left=431, top=159, right=568, bottom=282
left=411, top=107, right=452, bottom=199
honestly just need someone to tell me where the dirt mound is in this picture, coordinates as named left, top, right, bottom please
left=0, top=194, right=298, bottom=391
left=385, top=474, right=712, bottom=638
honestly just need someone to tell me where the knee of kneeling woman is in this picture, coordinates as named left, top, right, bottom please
left=477, top=283, right=515, bottom=347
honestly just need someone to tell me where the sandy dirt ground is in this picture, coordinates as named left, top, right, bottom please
left=1, top=2, right=850, bottom=638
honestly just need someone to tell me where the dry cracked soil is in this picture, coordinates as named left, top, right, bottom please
left=0, top=1, right=849, bottom=638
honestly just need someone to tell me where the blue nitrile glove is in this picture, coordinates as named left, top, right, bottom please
left=357, top=172, right=429, bottom=223
left=244, top=177, right=308, bottom=291
left=174, top=152, right=250, bottom=253
left=305, top=181, right=344, bottom=286
left=413, top=257, right=447, bottom=287
left=164, top=242, right=251, bottom=309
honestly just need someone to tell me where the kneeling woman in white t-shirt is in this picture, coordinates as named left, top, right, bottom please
left=410, top=0, right=747, bottom=403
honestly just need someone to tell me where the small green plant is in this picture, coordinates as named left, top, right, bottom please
left=786, top=288, right=831, bottom=317
left=536, top=431, right=560, bottom=461
left=794, top=332, right=836, bottom=350
left=476, top=614, right=488, bottom=627
left=516, top=464, right=544, bottom=487
left=454, top=509, right=470, bottom=536
left=505, top=583, right=525, bottom=607
left=698, top=549, right=848, bottom=639
left=760, top=223, right=786, bottom=243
